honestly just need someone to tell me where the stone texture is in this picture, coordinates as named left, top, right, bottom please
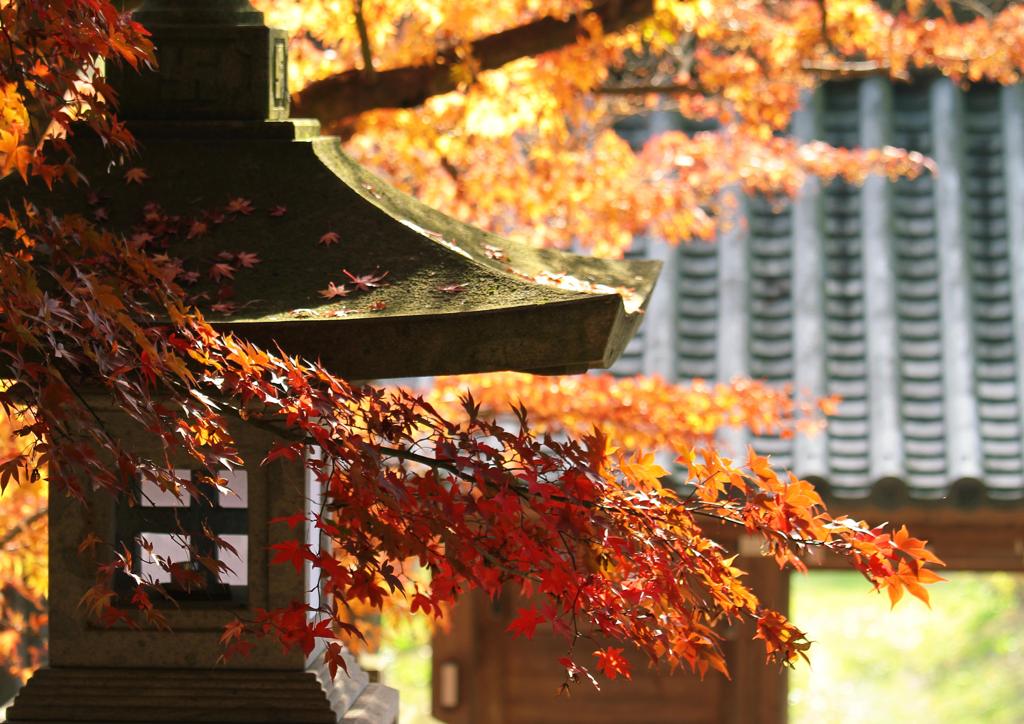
left=9, top=120, right=658, bottom=378
left=6, top=668, right=397, bottom=723
left=111, top=25, right=289, bottom=121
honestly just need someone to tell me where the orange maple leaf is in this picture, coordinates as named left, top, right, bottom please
left=123, top=167, right=148, bottom=185
left=593, top=647, right=630, bottom=680
left=225, top=197, right=254, bottom=215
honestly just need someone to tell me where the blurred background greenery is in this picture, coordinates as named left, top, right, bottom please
left=790, top=571, right=1024, bottom=724
left=363, top=615, right=440, bottom=724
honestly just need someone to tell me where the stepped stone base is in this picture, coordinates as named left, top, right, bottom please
left=5, top=667, right=398, bottom=723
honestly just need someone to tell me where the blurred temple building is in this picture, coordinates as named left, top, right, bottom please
left=430, top=76, right=1024, bottom=724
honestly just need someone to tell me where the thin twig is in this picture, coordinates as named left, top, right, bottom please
left=353, top=0, right=376, bottom=80
left=0, top=506, right=46, bottom=549
left=594, top=82, right=697, bottom=96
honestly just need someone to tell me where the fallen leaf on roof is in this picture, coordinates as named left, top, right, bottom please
left=226, top=197, right=254, bottom=215
left=236, top=251, right=261, bottom=269
left=342, top=269, right=389, bottom=292
left=187, top=220, right=208, bottom=239
left=209, top=263, right=235, bottom=282
left=319, top=282, right=351, bottom=299
left=124, top=167, right=148, bottom=185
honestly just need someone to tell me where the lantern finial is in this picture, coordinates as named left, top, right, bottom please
left=116, top=0, right=288, bottom=120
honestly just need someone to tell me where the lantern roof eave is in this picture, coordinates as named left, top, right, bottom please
left=10, top=119, right=660, bottom=378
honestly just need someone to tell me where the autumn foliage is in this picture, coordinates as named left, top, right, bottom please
left=7, top=0, right=1020, bottom=690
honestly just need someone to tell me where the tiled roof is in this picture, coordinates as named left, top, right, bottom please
left=613, top=77, right=1024, bottom=505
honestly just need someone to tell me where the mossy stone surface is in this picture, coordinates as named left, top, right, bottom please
left=3, top=121, right=660, bottom=377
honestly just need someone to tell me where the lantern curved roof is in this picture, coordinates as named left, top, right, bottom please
left=8, top=119, right=658, bottom=379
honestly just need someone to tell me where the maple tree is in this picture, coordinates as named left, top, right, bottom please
left=6, top=0, right=1020, bottom=693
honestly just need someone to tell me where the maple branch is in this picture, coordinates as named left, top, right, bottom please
left=291, top=0, right=655, bottom=122
left=687, top=507, right=840, bottom=551
left=593, top=59, right=892, bottom=96
left=952, top=0, right=994, bottom=18
left=0, top=506, right=46, bottom=550
left=802, top=59, right=891, bottom=77
left=593, top=82, right=697, bottom=96
left=818, top=0, right=838, bottom=55
left=353, top=0, right=376, bottom=80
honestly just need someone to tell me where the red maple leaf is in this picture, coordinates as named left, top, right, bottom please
left=437, top=283, right=466, bottom=294
left=269, top=205, right=288, bottom=217
left=236, top=251, right=261, bottom=268
left=123, top=167, right=148, bottom=185
left=143, top=204, right=163, bottom=223
left=187, top=220, right=208, bottom=239
left=177, top=270, right=200, bottom=284
left=93, top=207, right=109, bottom=222
left=342, top=269, right=389, bottom=292
left=318, top=282, right=350, bottom=300
left=369, top=299, right=387, bottom=311
left=226, top=197, right=254, bottom=215
left=270, top=511, right=307, bottom=529
left=269, top=539, right=310, bottom=574
left=506, top=607, right=545, bottom=639
left=263, top=442, right=303, bottom=463
left=210, top=302, right=237, bottom=314
left=593, top=647, right=630, bottom=680
left=209, top=262, right=235, bottom=282
left=319, top=231, right=340, bottom=246
left=324, top=642, right=349, bottom=680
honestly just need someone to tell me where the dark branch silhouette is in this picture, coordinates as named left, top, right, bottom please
left=291, top=0, right=654, bottom=122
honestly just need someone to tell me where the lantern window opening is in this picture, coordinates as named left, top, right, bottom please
left=115, top=468, right=250, bottom=607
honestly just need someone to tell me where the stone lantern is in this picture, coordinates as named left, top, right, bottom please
left=3, top=1, right=660, bottom=721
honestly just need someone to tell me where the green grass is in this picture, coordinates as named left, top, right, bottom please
left=789, top=571, right=1024, bottom=724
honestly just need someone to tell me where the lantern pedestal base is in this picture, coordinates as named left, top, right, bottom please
left=6, top=665, right=398, bottom=723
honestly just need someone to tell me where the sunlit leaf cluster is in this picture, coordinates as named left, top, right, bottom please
left=264, top=0, right=1024, bottom=255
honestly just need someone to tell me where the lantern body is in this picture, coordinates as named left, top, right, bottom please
left=7, top=400, right=398, bottom=723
